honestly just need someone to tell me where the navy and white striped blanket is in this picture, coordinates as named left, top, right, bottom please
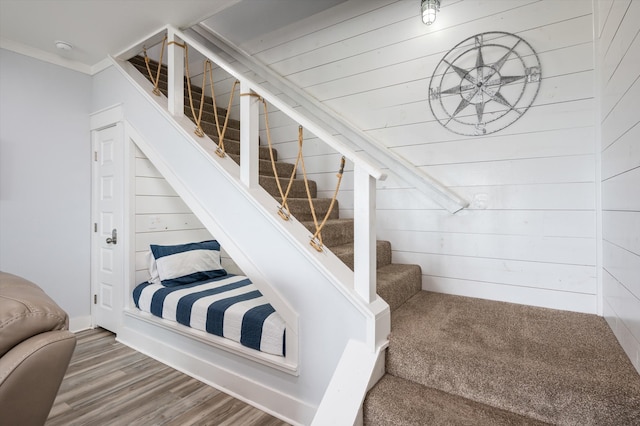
left=133, top=275, right=286, bottom=356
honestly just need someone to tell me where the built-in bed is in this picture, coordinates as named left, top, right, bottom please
left=132, top=240, right=286, bottom=357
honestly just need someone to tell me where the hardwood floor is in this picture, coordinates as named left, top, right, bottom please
left=47, top=328, right=289, bottom=426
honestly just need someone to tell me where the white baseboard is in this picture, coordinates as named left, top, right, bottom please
left=117, top=317, right=315, bottom=425
left=69, top=315, right=93, bottom=332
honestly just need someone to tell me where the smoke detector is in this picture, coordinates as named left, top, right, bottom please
left=55, top=40, right=73, bottom=51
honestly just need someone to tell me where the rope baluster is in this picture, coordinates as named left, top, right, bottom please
left=142, top=42, right=346, bottom=252
left=207, top=65, right=239, bottom=158
left=251, top=94, right=293, bottom=219
left=251, top=99, right=345, bottom=252
left=184, top=45, right=207, bottom=137
left=142, top=35, right=168, bottom=96
left=309, top=156, right=345, bottom=252
left=295, top=126, right=345, bottom=252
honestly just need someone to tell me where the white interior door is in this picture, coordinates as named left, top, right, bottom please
left=92, top=123, right=124, bottom=333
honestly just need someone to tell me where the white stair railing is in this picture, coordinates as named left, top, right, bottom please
left=126, top=25, right=386, bottom=343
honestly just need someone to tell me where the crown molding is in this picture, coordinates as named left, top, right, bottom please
left=0, top=38, right=93, bottom=75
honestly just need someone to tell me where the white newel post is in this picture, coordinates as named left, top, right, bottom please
left=240, top=82, right=259, bottom=189
left=353, top=164, right=377, bottom=303
left=167, top=29, right=184, bottom=118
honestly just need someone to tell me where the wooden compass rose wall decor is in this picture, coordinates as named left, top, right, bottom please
left=428, top=31, right=542, bottom=136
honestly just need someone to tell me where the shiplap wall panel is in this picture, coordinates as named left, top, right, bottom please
left=424, top=275, right=597, bottom=313
left=598, top=0, right=640, bottom=373
left=602, top=167, right=640, bottom=211
left=377, top=210, right=596, bottom=238
left=376, top=182, right=596, bottom=210
left=419, top=155, right=595, bottom=187
left=297, top=18, right=593, bottom=103
left=360, top=98, right=594, bottom=140
left=132, top=145, right=240, bottom=284
left=379, top=229, right=596, bottom=266
left=306, top=40, right=593, bottom=104
left=235, top=0, right=599, bottom=314
left=602, top=29, right=640, bottom=116
left=332, top=71, right=594, bottom=140
left=395, top=127, right=595, bottom=166
left=263, top=1, right=581, bottom=80
left=601, top=123, right=640, bottom=179
left=601, top=77, right=640, bottom=148
left=603, top=241, right=640, bottom=300
left=395, top=251, right=597, bottom=296
left=602, top=211, right=640, bottom=255
left=603, top=271, right=640, bottom=346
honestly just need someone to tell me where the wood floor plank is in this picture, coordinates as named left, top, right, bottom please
left=47, top=328, right=289, bottom=426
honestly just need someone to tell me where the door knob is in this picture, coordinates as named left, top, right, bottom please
left=106, top=229, right=118, bottom=245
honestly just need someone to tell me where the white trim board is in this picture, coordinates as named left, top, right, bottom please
left=118, top=314, right=314, bottom=425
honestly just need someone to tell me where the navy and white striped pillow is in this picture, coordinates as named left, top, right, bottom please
left=150, top=240, right=227, bottom=287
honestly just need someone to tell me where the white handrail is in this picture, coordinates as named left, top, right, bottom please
left=191, top=23, right=468, bottom=214
left=171, top=25, right=385, bottom=182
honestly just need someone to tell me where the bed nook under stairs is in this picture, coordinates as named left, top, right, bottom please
left=134, top=240, right=286, bottom=357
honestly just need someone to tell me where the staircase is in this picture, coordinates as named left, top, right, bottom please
left=128, top=54, right=422, bottom=320
left=129, top=56, right=640, bottom=425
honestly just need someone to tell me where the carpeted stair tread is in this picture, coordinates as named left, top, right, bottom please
left=364, top=374, right=548, bottom=426
left=275, top=197, right=339, bottom=222
left=301, top=218, right=353, bottom=248
left=207, top=138, right=274, bottom=161
left=227, top=154, right=295, bottom=178
left=376, top=263, right=422, bottom=312
left=260, top=176, right=316, bottom=199
left=330, top=240, right=392, bottom=271
left=185, top=107, right=240, bottom=131
left=385, top=291, right=640, bottom=425
left=199, top=121, right=240, bottom=142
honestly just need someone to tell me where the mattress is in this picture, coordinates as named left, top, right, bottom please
left=133, top=275, right=286, bottom=356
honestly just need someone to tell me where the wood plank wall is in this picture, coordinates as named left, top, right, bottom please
left=239, top=0, right=599, bottom=313
left=597, top=0, right=640, bottom=373
left=133, top=145, right=242, bottom=287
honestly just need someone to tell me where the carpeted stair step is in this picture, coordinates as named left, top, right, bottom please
left=364, top=374, right=548, bottom=426
left=227, top=154, right=294, bottom=178
left=301, top=218, right=353, bottom=248
left=260, top=176, right=316, bottom=199
left=330, top=240, right=392, bottom=271
left=187, top=107, right=240, bottom=131
left=375, top=264, right=422, bottom=312
left=198, top=120, right=240, bottom=142
left=275, top=197, right=339, bottom=222
left=382, top=291, right=640, bottom=426
left=207, top=138, right=274, bottom=162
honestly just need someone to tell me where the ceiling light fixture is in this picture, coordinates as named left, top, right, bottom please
left=421, top=0, right=440, bottom=25
left=55, top=40, right=73, bottom=51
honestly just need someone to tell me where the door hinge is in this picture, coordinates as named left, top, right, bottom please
left=94, top=223, right=97, bottom=232
left=94, top=151, right=98, bottom=161
left=94, top=294, right=97, bottom=304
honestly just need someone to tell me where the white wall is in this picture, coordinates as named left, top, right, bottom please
left=597, top=0, right=640, bottom=373
left=240, top=0, right=599, bottom=313
left=0, top=49, right=92, bottom=330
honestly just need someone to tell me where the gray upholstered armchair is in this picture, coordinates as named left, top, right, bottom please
left=0, top=271, right=76, bottom=426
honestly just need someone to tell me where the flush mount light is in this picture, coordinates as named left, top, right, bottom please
left=421, top=0, right=440, bottom=25
left=55, top=40, right=73, bottom=51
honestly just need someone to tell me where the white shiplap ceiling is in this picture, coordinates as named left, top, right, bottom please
left=0, top=0, right=346, bottom=74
